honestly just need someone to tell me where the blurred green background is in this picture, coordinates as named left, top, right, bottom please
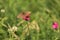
left=0, top=0, right=60, bottom=40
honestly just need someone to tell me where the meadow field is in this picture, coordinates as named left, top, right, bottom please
left=0, top=0, right=60, bottom=40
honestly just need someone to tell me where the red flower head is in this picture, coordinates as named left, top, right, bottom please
left=52, top=22, right=58, bottom=29
left=17, top=11, right=31, bottom=21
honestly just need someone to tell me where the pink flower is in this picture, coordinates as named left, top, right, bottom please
left=17, top=11, right=31, bottom=21
left=52, top=22, right=58, bottom=29
left=23, top=16, right=30, bottom=21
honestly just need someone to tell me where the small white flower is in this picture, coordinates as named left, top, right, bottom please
left=12, top=26, right=18, bottom=32
left=8, top=28, right=12, bottom=32
left=1, top=9, right=5, bottom=13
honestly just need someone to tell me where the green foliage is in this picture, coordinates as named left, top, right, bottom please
left=0, top=0, right=60, bottom=40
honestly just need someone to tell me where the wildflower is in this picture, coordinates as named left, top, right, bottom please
left=8, top=28, right=12, bottom=32
left=23, top=15, right=30, bottom=21
left=17, top=11, right=31, bottom=21
left=12, top=26, right=18, bottom=32
left=1, top=9, right=5, bottom=13
left=8, top=26, right=18, bottom=32
left=52, top=22, right=58, bottom=29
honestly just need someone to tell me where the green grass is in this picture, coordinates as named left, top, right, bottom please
left=0, top=0, right=60, bottom=40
